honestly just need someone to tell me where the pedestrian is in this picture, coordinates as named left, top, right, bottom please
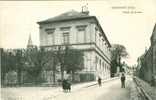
left=62, top=79, right=71, bottom=92
left=98, top=77, right=102, bottom=87
left=121, top=73, right=126, bottom=88
left=151, top=75, right=155, bottom=86
left=62, top=79, right=66, bottom=92
left=66, top=79, right=71, bottom=92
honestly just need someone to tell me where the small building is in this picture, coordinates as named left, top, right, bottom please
left=37, top=9, right=111, bottom=83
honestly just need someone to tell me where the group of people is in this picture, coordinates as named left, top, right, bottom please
left=62, top=79, right=71, bottom=92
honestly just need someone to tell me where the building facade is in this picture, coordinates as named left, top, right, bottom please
left=151, top=24, right=156, bottom=78
left=137, top=23, right=156, bottom=85
left=37, top=10, right=111, bottom=82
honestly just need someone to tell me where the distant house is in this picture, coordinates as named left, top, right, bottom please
left=37, top=9, right=111, bottom=83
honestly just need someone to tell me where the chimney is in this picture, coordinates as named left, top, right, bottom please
left=81, top=4, right=89, bottom=15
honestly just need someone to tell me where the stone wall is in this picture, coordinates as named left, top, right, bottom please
left=144, top=47, right=153, bottom=82
left=151, top=24, right=156, bottom=84
left=152, top=32, right=156, bottom=77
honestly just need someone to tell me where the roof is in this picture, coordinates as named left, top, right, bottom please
left=37, top=10, right=111, bottom=47
left=37, top=10, right=92, bottom=24
left=151, top=23, right=156, bottom=38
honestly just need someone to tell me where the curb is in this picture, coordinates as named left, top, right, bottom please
left=133, top=77, right=153, bottom=100
left=130, top=81, right=139, bottom=100
left=84, top=77, right=119, bottom=88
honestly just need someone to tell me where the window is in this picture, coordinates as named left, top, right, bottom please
left=98, top=34, right=101, bottom=47
left=45, top=28, right=55, bottom=45
left=102, top=62, right=104, bottom=71
left=76, top=25, right=87, bottom=43
left=102, top=39, right=105, bottom=51
left=48, top=33, right=55, bottom=45
left=99, top=59, right=101, bottom=70
left=95, top=56, right=98, bottom=70
left=60, top=27, right=70, bottom=44
left=63, top=32, right=69, bottom=44
left=104, top=42, right=107, bottom=53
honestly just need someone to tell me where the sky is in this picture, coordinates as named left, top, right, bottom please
left=0, top=0, right=156, bottom=66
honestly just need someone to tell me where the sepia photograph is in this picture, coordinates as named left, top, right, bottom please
left=0, top=0, right=156, bottom=100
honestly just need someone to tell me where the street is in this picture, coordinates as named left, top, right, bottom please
left=1, top=77, right=131, bottom=100
left=52, top=77, right=131, bottom=100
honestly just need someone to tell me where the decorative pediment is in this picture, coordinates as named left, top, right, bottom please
left=45, top=28, right=55, bottom=34
left=60, top=27, right=71, bottom=31
left=76, top=25, right=87, bottom=31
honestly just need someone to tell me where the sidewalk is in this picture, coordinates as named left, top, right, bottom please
left=42, top=77, right=119, bottom=100
left=1, top=77, right=118, bottom=100
left=134, top=77, right=156, bottom=100
left=72, top=77, right=119, bottom=90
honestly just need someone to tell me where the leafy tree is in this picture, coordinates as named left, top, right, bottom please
left=25, top=47, right=53, bottom=84
left=110, top=44, right=128, bottom=77
left=1, top=46, right=84, bottom=85
left=14, top=49, right=25, bottom=86
left=64, top=48, right=84, bottom=82
left=44, top=51, right=59, bottom=84
left=51, top=53, right=59, bottom=84
left=57, top=46, right=84, bottom=81
left=1, top=49, right=16, bottom=85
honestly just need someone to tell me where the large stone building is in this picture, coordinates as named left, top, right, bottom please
left=137, top=23, right=156, bottom=85
left=151, top=24, right=156, bottom=77
left=37, top=10, right=111, bottom=82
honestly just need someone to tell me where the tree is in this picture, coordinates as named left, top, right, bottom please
left=25, top=47, right=53, bottom=84
left=110, top=44, right=128, bottom=77
left=64, top=48, right=84, bottom=82
left=51, top=53, right=59, bottom=84
left=44, top=51, right=59, bottom=84
left=1, top=49, right=16, bottom=85
left=57, top=46, right=84, bottom=81
left=14, top=49, right=25, bottom=86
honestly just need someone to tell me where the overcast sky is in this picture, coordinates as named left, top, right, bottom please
left=0, top=0, right=156, bottom=66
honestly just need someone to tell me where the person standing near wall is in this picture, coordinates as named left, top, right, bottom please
left=121, top=73, right=126, bottom=88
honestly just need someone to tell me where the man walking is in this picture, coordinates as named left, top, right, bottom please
left=121, top=73, right=126, bottom=88
left=98, top=77, right=102, bottom=87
